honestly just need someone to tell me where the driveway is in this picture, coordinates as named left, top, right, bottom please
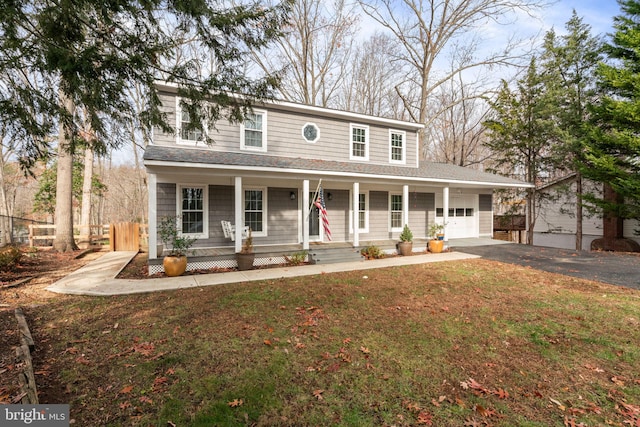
left=453, top=242, right=640, bottom=290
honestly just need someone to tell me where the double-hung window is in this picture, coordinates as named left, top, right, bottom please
left=176, top=98, right=205, bottom=145
left=350, top=124, right=369, bottom=160
left=178, top=185, right=208, bottom=238
left=390, top=194, right=403, bottom=231
left=244, top=188, right=266, bottom=236
left=389, top=130, right=405, bottom=164
left=358, top=192, right=369, bottom=232
left=241, top=111, right=267, bottom=151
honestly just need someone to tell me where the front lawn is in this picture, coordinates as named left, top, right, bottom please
left=29, top=259, right=640, bottom=426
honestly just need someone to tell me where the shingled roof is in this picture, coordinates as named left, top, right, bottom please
left=144, top=145, right=530, bottom=188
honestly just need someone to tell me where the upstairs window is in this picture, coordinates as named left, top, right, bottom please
left=176, top=99, right=206, bottom=145
left=350, top=124, right=369, bottom=160
left=241, top=111, right=267, bottom=151
left=389, top=130, right=405, bottom=164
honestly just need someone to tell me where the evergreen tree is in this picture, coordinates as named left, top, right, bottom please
left=484, top=58, right=558, bottom=245
left=541, top=11, right=603, bottom=250
left=0, top=0, right=291, bottom=250
left=581, top=0, right=640, bottom=245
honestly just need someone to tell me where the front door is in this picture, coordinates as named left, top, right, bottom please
left=309, top=193, right=321, bottom=241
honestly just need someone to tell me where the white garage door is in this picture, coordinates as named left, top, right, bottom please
left=446, top=195, right=478, bottom=239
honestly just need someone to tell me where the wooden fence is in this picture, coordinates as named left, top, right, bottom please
left=28, top=223, right=149, bottom=251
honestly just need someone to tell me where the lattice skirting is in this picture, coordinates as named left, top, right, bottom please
left=149, top=254, right=300, bottom=275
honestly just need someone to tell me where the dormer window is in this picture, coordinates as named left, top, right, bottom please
left=389, top=130, right=405, bottom=164
left=241, top=111, right=267, bottom=152
left=350, top=124, right=369, bottom=161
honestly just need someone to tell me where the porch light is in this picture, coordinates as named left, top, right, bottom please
left=290, top=191, right=296, bottom=200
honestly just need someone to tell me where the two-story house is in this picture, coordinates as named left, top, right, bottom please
left=144, top=82, right=530, bottom=274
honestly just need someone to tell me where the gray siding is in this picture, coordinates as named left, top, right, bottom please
left=479, top=194, right=492, bottom=236
left=325, top=189, right=349, bottom=242
left=264, top=188, right=299, bottom=245
left=407, top=192, right=433, bottom=238
left=367, top=191, right=391, bottom=239
left=154, top=91, right=419, bottom=168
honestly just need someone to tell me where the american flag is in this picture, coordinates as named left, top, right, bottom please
left=315, top=186, right=332, bottom=241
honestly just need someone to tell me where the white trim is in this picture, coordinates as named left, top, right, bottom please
left=351, top=190, right=369, bottom=233
left=243, top=186, right=268, bottom=237
left=176, top=183, right=209, bottom=239
left=241, top=109, right=268, bottom=152
left=175, top=97, right=207, bottom=146
left=389, top=129, right=406, bottom=165
left=349, top=123, right=369, bottom=161
left=301, top=122, right=320, bottom=143
left=389, top=193, right=404, bottom=232
left=144, top=159, right=531, bottom=189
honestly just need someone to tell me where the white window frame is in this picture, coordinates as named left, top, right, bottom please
left=348, top=191, right=370, bottom=233
left=176, top=184, right=208, bottom=239
left=389, top=193, right=404, bottom=232
left=241, top=110, right=267, bottom=152
left=350, top=123, right=369, bottom=161
left=389, top=129, right=406, bottom=164
left=176, top=98, right=207, bottom=146
left=301, top=122, right=320, bottom=143
left=243, top=187, right=268, bottom=237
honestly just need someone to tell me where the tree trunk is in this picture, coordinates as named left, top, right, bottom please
left=53, top=89, right=79, bottom=253
left=79, top=145, right=94, bottom=247
left=602, top=184, right=623, bottom=251
left=575, top=172, right=583, bottom=251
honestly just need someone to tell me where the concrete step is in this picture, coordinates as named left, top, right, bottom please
left=309, top=247, right=364, bottom=265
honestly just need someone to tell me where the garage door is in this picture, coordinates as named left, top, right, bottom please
left=447, top=195, right=478, bottom=239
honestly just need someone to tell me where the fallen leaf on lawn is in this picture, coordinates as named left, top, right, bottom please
left=550, top=397, right=566, bottom=411
left=343, top=337, right=352, bottom=344
left=119, top=385, right=134, bottom=395
left=139, top=396, right=153, bottom=404
left=360, top=346, right=370, bottom=354
left=75, top=356, right=91, bottom=365
left=119, top=401, right=131, bottom=410
left=313, top=389, right=324, bottom=400
left=264, top=339, right=272, bottom=346
left=611, top=376, right=625, bottom=386
left=65, top=347, right=79, bottom=354
left=417, top=411, right=433, bottom=425
left=583, top=364, right=604, bottom=373
left=228, top=399, right=244, bottom=407
left=493, top=388, right=509, bottom=399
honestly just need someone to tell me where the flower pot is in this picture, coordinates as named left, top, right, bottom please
left=428, top=240, right=444, bottom=253
left=236, top=253, right=255, bottom=271
left=163, top=255, right=187, bottom=276
left=397, top=241, right=413, bottom=256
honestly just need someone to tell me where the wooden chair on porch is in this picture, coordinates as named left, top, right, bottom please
left=221, top=220, right=249, bottom=241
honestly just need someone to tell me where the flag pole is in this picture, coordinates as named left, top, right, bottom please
left=306, top=179, right=322, bottom=220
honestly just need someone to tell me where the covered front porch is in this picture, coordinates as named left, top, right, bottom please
left=148, top=237, right=506, bottom=275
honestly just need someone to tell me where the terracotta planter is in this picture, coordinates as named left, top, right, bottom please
left=397, top=241, right=413, bottom=256
left=236, top=253, right=255, bottom=271
left=428, top=240, right=444, bottom=253
left=163, top=255, right=187, bottom=277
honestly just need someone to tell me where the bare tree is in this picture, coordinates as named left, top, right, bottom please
left=250, top=0, right=359, bottom=107
left=358, top=0, right=546, bottom=158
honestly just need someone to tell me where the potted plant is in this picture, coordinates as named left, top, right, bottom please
left=428, top=222, right=445, bottom=253
left=158, top=215, right=197, bottom=276
left=397, top=224, right=413, bottom=256
left=236, top=228, right=255, bottom=271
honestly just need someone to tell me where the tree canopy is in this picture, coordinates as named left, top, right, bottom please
left=581, top=0, right=640, bottom=222
left=0, top=0, right=292, bottom=168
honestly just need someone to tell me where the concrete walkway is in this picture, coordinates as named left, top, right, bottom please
left=46, top=250, right=481, bottom=296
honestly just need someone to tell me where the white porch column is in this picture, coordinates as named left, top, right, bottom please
left=303, top=180, right=309, bottom=250
left=234, top=176, right=243, bottom=253
left=148, top=173, right=158, bottom=259
left=403, top=185, right=409, bottom=226
left=443, top=186, right=450, bottom=244
left=352, top=182, right=360, bottom=247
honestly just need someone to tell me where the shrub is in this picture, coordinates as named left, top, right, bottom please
left=0, top=245, right=22, bottom=272
left=399, top=224, right=413, bottom=242
left=285, top=251, right=308, bottom=266
left=361, top=245, right=384, bottom=260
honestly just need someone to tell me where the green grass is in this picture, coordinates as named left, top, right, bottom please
left=31, top=259, right=640, bottom=426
